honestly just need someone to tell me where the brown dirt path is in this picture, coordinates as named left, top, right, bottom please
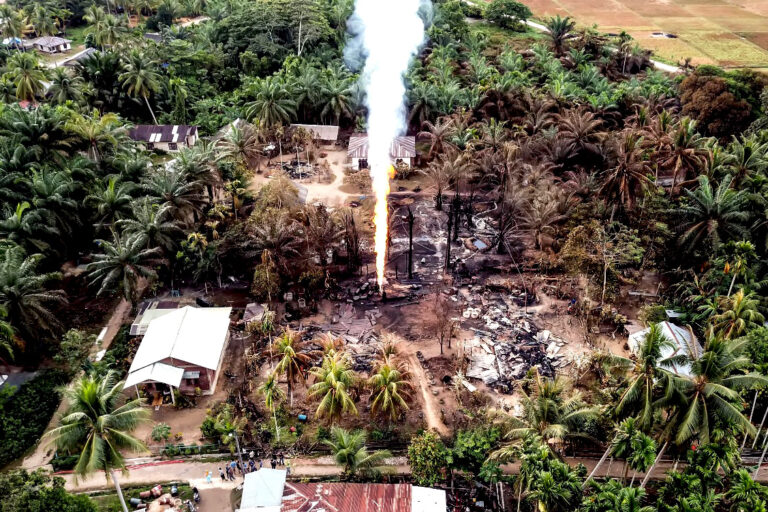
left=18, top=299, right=132, bottom=471
left=406, top=352, right=450, bottom=438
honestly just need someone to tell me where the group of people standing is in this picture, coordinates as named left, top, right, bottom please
left=213, top=451, right=289, bottom=483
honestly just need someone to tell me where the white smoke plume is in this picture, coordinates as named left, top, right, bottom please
left=345, top=0, right=428, bottom=287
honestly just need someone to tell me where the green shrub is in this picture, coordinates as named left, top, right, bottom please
left=50, top=454, right=79, bottom=472
left=151, top=423, right=172, bottom=442
left=0, top=370, right=69, bottom=466
left=200, top=417, right=217, bottom=439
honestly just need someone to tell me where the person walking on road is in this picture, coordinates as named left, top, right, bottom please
left=219, top=468, right=226, bottom=482
left=278, top=451, right=285, bottom=465
left=270, top=458, right=277, bottom=469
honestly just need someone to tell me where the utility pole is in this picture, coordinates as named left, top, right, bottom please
left=230, top=432, right=246, bottom=479
left=452, top=194, right=461, bottom=242
left=406, top=206, right=414, bottom=279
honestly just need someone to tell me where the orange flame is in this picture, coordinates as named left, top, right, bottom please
left=372, top=165, right=394, bottom=288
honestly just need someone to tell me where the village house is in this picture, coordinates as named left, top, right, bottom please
left=347, top=134, right=416, bottom=170
left=123, top=306, right=232, bottom=403
left=128, top=124, right=199, bottom=152
left=628, top=321, right=702, bottom=377
left=289, top=123, right=340, bottom=144
left=237, top=469, right=446, bottom=512
left=30, top=36, right=72, bottom=53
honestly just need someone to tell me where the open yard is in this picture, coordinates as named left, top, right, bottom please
left=521, top=0, right=768, bottom=68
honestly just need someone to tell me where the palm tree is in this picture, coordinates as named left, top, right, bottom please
left=616, top=323, right=679, bottom=431
left=86, top=177, right=135, bottom=229
left=269, top=328, right=316, bottom=408
left=323, top=426, right=391, bottom=479
left=117, top=199, right=183, bottom=253
left=556, top=109, right=604, bottom=160
left=0, top=6, right=25, bottom=50
left=419, top=117, right=455, bottom=160
left=244, top=76, right=297, bottom=128
left=724, top=135, right=768, bottom=184
left=319, top=74, right=356, bottom=124
left=141, top=169, right=204, bottom=224
left=290, top=64, right=321, bottom=121
left=6, top=52, right=48, bottom=102
left=0, top=246, right=66, bottom=341
left=0, top=201, right=60, bottom=254
left=86, top=231, right=162, bottom=307
left=0, top=305, right=15, bottom=367
left=66, top=111, right=126, bottom=163
left=91, top=13, right=127, bottom=48
left=213, top=404, right=247, bottom=460
left=24, top=169, right=79, bottom=240
left=408, top=80, right=437, bottom=129
left=217, top=122, right=262, bottom=167
left=600, top=133, right=651, bottom=213
left=250, top=210, right=303, bottom=271
left=419, top=152, right=467, bottom=210
left=662, top=118, right=707, bottom=191
left=368, top=363, right=412, bottom=422
left=545, top=15, right=576, bottom=56
left=47, top=68, right=86, bottom=106
left=45, top=371, right=149, bottom=512
left=676, top=175, right=749, bottom=256
left=501, top=371, right=600, bottom=452
left=29, top=5, right=57, bottom=37
left=119, top=50, right=161, bottom=124
left=308, top=350, right=358, bottom=421
left=712, top=289, right=765, bottom=339
left=258, top=372, right=285, bottom=441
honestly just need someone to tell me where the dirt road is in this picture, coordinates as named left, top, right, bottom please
left=406, top=352, right=450, bottom=437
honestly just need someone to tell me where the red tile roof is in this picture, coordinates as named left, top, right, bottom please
left=281, top=482, right=412, bottom=512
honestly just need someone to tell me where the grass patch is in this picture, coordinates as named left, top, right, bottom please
left=64, top=26, right=89, bottom=47
left=90, top=483, right=193, bottom=512
left=470, top=22, right=548, bottom=52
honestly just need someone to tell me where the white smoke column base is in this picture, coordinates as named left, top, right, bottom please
left=348, top=0, right=426, bottom=288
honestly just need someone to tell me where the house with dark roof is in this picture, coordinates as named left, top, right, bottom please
left=31, top=36, right=71, bottom=53
left=347, top=134, right=416, bottom=170
left=128, top=125, right=199, bottom=152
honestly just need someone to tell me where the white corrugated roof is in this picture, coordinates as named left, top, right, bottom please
left=290, top=124, right=339, bottom=141
left=239, top=469, right=286, bottom=511
left=628, top=321, right=702, bottom=377
left=128, top=306, right=231, bottom=372
left=124, top=362, right=184, bottom=388
left=411, top=486, right=447, bottom=512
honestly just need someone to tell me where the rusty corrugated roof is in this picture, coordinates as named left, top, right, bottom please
left=281, top=482, right=412, bottom=512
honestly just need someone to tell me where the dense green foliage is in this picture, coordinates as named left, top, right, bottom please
left=0, top=370, right=69, bottom=466
left=0, top=469, right=96, bottom=512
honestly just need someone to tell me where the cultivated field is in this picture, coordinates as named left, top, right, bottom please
left=523, top=0, right=768, bottom=68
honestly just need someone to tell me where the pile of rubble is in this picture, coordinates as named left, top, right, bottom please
left=460, top=286, right=571, bottom=393
left=281, top=161, right=316, bottom=179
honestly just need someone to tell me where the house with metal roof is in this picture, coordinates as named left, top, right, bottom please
left=348, top=134, right=416, bottom=170
left=123, top=306, right=231, bottom=401
left=290, top=124, right=339, bottom=142
left=628, top=321, right=702, bottom=378
left=31, top=36, right=72, bottom=53
left=128, top=125, right=199, bottom=152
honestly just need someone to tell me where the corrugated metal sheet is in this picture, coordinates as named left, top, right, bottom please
left=281, top=482, right=412, bottom=512
left=290, top=124, right=340, bottom=141
left=129, top=125, right=198, bottom=144
left=347, top=135, right=416, bottom=159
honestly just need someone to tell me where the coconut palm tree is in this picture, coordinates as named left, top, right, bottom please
left=616, top=323, right=680, bottom=431
left=676, top=175, right=749, bottom=256
left=258, top=372, right=285, bottom=441
left=269, top=328, right=316, bottom=408
left=662, top=117, right=707, bottom=190
left=323, top=426, right=391, bottom=479
left=119, top=50, right=161, bottom=124
left=47, top=68, right=86, bottom=106
left=0, top=246, right=66, bottom=341
left=545, top=15, right=575, bottom=56
left=724, top=135, right=768, bottom=185
left=86, top=231, right=162, bottom=307
left=368, top=363, right=412, bottom=422
left=6, top=52, right=48, bottom=102
left=308, top=350, right=358, bottom=421
left=0, top=6, right=25, bottom=51
left=418, top=116, right=455, bottom=160
left=244, top=76, right=297, bottom=128
left=250, top=210, right=303, bottom=271
left=712, top=289, right=765, bottom=339
left=117, top=199, right=183, bottom=253
left=44, top=371, right=149, bottom=512
left=86, top=177, right=135, bottom=229
left=501, top=370, right=600, bottom=452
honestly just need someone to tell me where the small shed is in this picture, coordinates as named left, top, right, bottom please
left=128, top=125, right=199, bottom=152
left=237, top=469, right=286, bottom=512
left=348, top=134, right=416, bottom=170
left=290, top=124, right=339, bottom=143
left=628, top=321, right=702, bottom=377
left=32, top=36, right=72, bottom=53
